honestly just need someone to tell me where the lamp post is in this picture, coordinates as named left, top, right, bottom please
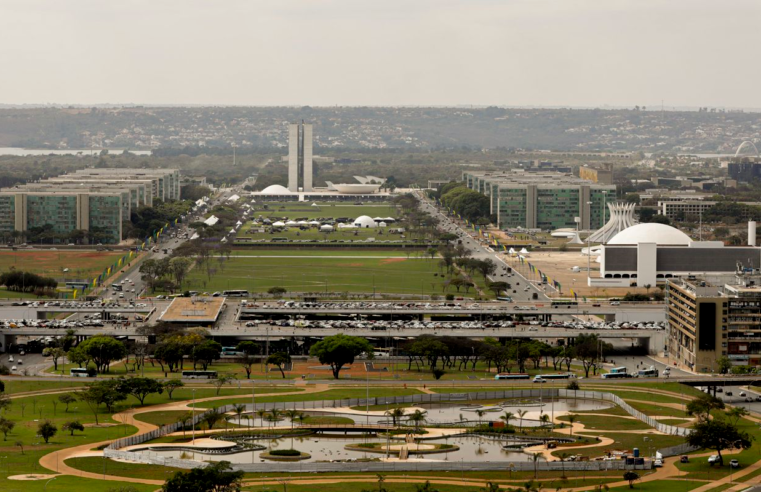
left=192, top=388, right=196, bottom=443
left=586, top=201, right=593, bottom=284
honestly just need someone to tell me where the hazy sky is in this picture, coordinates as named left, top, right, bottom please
left=1, top=0, right=759, bottom=108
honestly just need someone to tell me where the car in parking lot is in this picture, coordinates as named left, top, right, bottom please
left=731, top=459, right=740, bottom=468
left=708, top=455, right=720, bottom=465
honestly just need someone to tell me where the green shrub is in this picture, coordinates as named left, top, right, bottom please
left=269, top=449, right=301, bottom=456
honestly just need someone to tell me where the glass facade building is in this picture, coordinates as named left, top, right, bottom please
left=463, top=171, right=615, bottom=231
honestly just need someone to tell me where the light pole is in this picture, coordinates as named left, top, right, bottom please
left=586, top=201, right=593, bottom=284
left=192, top=388, right=196, bottom=443
left=44, top=477, right=56, bottom=491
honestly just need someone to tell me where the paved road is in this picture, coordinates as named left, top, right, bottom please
left=415, top=191, right=547, bottom=303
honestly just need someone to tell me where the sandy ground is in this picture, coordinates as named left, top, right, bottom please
left=502, top=251, right=652, bottom=297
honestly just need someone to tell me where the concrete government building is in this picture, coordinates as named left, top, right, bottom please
left=462, top=170, right=616, bottom=230
left=668, top=273, right=761, bottom=372
left=288, top=122, right=313, bottom=192
left=0, top=168, right=180, bottom=244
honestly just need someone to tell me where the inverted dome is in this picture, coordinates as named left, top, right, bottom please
left=260, top=184, right=291, bottom=195
left=607, top=223, right=692, bottom=246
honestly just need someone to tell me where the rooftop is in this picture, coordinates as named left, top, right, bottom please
left=158, top=296, right=225, bottom=323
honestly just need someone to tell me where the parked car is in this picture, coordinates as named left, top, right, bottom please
left=730, top=459, right=740, bottom=468
left=708, top=455, right=720, bottom=465
left=726, top=391, right=733, bottom=396
left=680, top=456, right=689, bottom=463
left=654, top=459, right=663, bottom=467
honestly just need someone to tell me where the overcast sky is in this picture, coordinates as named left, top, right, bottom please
left=1, top=0, right=759, bottom=108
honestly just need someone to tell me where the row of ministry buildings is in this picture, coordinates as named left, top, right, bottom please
left=0, top=168, right=180, bottom=244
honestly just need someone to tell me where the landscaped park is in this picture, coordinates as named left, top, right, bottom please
left=0, top=371, right=756, bottom=492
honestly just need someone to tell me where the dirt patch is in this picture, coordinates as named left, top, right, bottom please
left=379, top=258, right=406, bottom=264
left=8, top=474, right=58, bottom=481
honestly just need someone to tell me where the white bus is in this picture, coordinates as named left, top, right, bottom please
left=182, top=370, right=218, bottom=379
left=70, top=368, right=92, bottom=377
left=222, top=290, right=249, bottom=298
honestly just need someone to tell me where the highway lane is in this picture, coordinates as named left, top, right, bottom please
left=414, top=191, right=547, bottom=303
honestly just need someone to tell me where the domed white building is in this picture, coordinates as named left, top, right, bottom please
left=259, top=184, right=292, bottom=195
left=353, top=215, right=377, bottom=228
left=607, top=223, right=692, bottom=246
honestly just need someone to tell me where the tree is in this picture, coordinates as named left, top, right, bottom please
left=168, top=257, right=193, bottom=289
left=500, top=411, right=515, bottom=428
left=43, top=347, right=66, bottom=371
left=236, top=341, right=260, bottom=379
left=202, top=408, right=225, bottom=431
left=267, top=286, right=287, bottom=296
left=566, top=380, right=580, bottom=391
left=15, top=440, right=23, bottom=455
left=408, top=409, right=427, bottom=431
left=686, top=394, right=725, bottom=422
left=77, top=336, right=128, bottom=373
left=163, top=380, right=185, bottom=399
left=213, top=374, right=236, bottom=396
left=193, top=340, right=222, bottom=371
left=567, top=415, right=577, bottom=436
left=385, top=408, right=406, bottom=427
left=267, top=352, right=291, bottom=379
left=687, top=419, right=753, bottom=465
left=516, top=409, right=527, bottom=431
left=0, top=417, right=14, bottom=440
left=38, top=420, right=57, bottom=444
left=77, top=380, right=127, bottom=425
left=67, top=345, right=91, bottom=368
left=0, top=394, right=12, bottom=413
left=726, top=406, right=750, bottom=426
left=717, top=356, right=732, bottom=374
left=487, top=281, right=509, bottom=297
left=162, top=460, right=244, bottom=492
left=531, top=452, right=542, bottom=478
left=540, top=414, right=550, bottom=430
left=309, top=334, right=375, bottom=379
left=623, top=471, right=639, bottom=489
left=415, top=482, right=439, bottom=492
left=62, top=420, right=84, bottom=436
left=573, top=334, right=608, bottom=377
left=116, top=377, right=164, bottom=405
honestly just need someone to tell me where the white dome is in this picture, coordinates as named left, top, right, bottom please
left=353, top=215, right=377, bottom=228
left=260, top=184, right=291, bottom=195
left=607, top=223, right=692, bottom=246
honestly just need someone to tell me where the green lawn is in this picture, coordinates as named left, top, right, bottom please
left=628, top=401, right=688, bottom=418
left=2, top=379, right=85, bottom=394
left=236, top=224, right=426, bottom=243
left=192, top=388, right=423, bottom=408
left=556, top=414, right=652, bottom=431
left=607, top=480, right=707, bottom=492
left=172, top=252, right=486, bottom=297
left=66, top=456, right=183, bottom=481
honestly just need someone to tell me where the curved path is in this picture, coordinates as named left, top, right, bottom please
left=37, top=384, right=330, bottom=484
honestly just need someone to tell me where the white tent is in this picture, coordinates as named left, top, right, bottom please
left=311, top=202, right=319, bottom=207
left=272, top=221, right=285, bottom=227
left=379, top=222, right=387, bottom=227
left=285, top=220, right=298, bottom=226
left=297, top=221, right=308, bottom=226
left=508, top=248, right=517, bottom=256
left=309, top=220, right=321, bottom=226
left=519, top=248, right=530, bottom=255
left=320, top=225, right=334, bottom=232
left=383, top=217, right=396, bottom=222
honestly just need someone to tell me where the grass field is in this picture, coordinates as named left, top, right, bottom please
left=176, top=250, right=491, bottom=297
left=0, top=250, right=124, bottom=282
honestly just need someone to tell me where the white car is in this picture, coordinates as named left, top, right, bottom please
left=654, top=459, right=663, bottom=467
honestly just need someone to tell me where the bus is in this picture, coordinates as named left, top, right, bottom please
left=495, top=373, right=530, bottom=380
left=602, top=367, right=631, bottom=379
left=222, top=290, right=249, bottom=298
left=636, top=367, right=659, bottom=378
left=111, top=283, right=122, bottom=292
left=221, top=346, right=244, bottom=357
left=537, top=373, right=576, bottom=380
left=70, top=368, right=92, bottom=377
left=497, top=297, right=513, bottom=303
left=182, top=370, right=218, bottom=379
left=551, top=300, right=578, bottom=308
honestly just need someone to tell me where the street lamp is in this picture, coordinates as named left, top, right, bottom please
left=586, top=201, right=594, bottom=284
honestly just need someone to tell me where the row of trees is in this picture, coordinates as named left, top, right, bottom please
left=0, top=269, right=57, bottom=294
left=435, top=182, right=492, bottom=223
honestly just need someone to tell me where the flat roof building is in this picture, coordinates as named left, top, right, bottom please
left=462, top=170, right=615, bottom=231
left=667, top=274, right=761, bottom=372
left=0, top=168, right=180, bottom=244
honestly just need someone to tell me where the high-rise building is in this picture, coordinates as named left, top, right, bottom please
left=287, top=122, right=313, bottom=192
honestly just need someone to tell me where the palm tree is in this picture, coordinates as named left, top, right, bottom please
left=177, top=410, right=194, bottom=437
left=475, top=409, right=487, bottom=426
left=408, top=409, right=427, bottom=431
left=385, top=407, right=406, bottom=427
left=500, top=411, right=515, bottom=428
left=269, top=409, right=282, bottom=428
left=233, top=404, right=246, bottom=426
left=540, top=413, right=550, bottom=431
left=284, top=409, right=301, bottom=429
left=256, top=409, right=268, bottom=428
left=295, top=412, right=307, bottom=427
left=516, top=409, right=527, bottom=431
left=567, top=414, right=576, bottom=436
left=531, top=452, right=542, bottom=479
left=558, top=452, right=570, bottom=479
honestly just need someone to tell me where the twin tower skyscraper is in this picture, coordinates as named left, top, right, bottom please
left=287, top=122, right=313, bottom=192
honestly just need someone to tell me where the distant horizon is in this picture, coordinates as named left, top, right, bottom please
left=1, top=103, right=760, bottom=113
